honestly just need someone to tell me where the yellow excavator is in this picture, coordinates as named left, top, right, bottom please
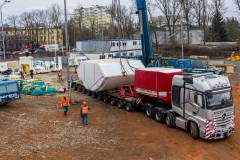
left=228, top=52, right=240, bottom=61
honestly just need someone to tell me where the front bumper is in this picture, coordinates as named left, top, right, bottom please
left=200, top=127, right=234, bottom=140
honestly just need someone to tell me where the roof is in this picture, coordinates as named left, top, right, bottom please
left=139, top=67, right=182, bottom=73
left=77, top=39, right=141, bottom=42
left=0, top=80, right=17, bottom=85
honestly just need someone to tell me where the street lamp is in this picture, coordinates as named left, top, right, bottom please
left=0, top=0, right=11, bottom=60
left=63, top=0, right=71, bottom=101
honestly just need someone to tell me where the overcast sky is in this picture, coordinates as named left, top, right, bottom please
left=2, top=0, right=239, bottom=20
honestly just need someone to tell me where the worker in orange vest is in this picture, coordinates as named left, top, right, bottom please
left=60, top=96, right=70, bottom=116
left=80, top=101, right=90, bottom=125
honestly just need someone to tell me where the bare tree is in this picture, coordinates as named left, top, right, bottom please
left=89, top=17, right=97, bottom=39
left=7, top=15, right=19, bottom=49
left=179, top=0, right=194, bottom=44
left=235, top=0, right=240, bottom=11
left=155, top=0, right=181, bottom=39
left=147, top=0, right=159, bottom=49
left=49, top=4, right=63, bottom=45
left=108, top=3, right=137, bottom=39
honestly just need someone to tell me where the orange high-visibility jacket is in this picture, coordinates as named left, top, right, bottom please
left=60, top=98, right=69, bottom=107
left=81, top=105, right=89, bottom=115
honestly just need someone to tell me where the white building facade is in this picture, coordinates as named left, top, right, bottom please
left=76, top=39, right=142, bottom=60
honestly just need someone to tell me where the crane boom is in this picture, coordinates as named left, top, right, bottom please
left=136, top=0, right=153, bottom=66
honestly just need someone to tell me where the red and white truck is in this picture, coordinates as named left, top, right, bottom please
left=73, top=59, right=235, bottom=140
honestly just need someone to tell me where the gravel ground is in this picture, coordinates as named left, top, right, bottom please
left=0, top=72, right=239, bottom=160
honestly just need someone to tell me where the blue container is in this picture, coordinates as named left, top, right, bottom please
left=192, top=60, right=204, bottom=68
left=178, top=59, right=192, bottom=69
left=168, top=59, right=178, bottom=68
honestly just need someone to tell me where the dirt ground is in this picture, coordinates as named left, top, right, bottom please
left=0, top=72, right=240, bottom=160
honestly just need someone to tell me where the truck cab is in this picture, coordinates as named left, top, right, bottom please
left=171, top=73, right=234, bottom=140
left=0, top=80, right=21, bottom=105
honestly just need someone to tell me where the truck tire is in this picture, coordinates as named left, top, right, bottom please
left=97, top=94, right=103, bottom=101
left=126, top=103, right=134, bottom=112
left=77, top=86, right=82, bottom=92
left=86, top=90, right=92, bottom=96
left=110, top=98, right=117, bottom=106
left=154, top=111, right=165, bottom=123
left=103, top=95, right=109, bottom=103
left=117, top=100, right=124, bottom=109
left=190, top=122, right=199, bottom=139
left=92, top=92, right=97, bottom=99
left=144, top=104, right=153, bottom=118
left=165, top=113, right=176, bottom=128
left=82, top=88, right=87, bottom=94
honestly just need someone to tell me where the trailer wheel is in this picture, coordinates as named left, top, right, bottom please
left=110, top=98, right=117, bottom=106
left=92, top=92, right=97, bottom=99
left=86, top=90, right=92, bottom=96
left=77, top=86, right=82, bottom=92
left=82, top=88, right=87, bottom=94
left=103, top=95, right=109, bottom=103
left=97, top=94, right=103, bottom=101
left=190, top=122, right=199, bottom=139
left=154, top=111, right=165, bottom=123
left=126, top=103, right=134, bottom=112
left=165, top=113, right=176, bottom=128
left=117, top=100, right=124, bottom=109
left=144, top=104, right=153, bottom=118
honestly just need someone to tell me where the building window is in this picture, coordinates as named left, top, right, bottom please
left=111, top=42, right=115, bottom=46
left=133, top=41, right=137, bottom=45
left=129, top=52, right=134, bottom=56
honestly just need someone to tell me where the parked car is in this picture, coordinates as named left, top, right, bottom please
left=11, top=51, right=24, bottom=56
left=34, top=48, right=46, bottom=54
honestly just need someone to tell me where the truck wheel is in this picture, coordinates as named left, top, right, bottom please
left=77, top=86, right=82, bottom=92
left=103, top=95, right=109, bottom=103
left=154, top=111, right=165, bottom=123
left=117, top=100, right=124, bottom=109
left=165, top=113, right=176, bottom=128
left=82, top=88, right=87, bottom=94
left=190, top=122, right=199, bottom=139
left=97, top=94, right=103, bottom=101
left=144, top=104, right=153, bottom=118
left=126, top=103, right=134, bottom=112
left=86, top=90, right=92, bottom=96
left=92, top=92, right=97, bottom=99
left=110, top=98, right=117, bottom=106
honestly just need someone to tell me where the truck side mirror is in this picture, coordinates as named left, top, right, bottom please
left=183, top=76, right=193, bottom=84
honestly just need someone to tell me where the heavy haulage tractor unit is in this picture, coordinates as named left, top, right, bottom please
left=72, top=59, right=235, bottom=140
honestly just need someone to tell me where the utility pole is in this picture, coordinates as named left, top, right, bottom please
left=0, top=0, right=10, bottom=60
left=64, top=0, right=71, bottom=101
left=203, top=0, right=207, bottom=45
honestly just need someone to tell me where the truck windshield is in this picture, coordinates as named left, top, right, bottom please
left=206, top=91, right=233, bottom=110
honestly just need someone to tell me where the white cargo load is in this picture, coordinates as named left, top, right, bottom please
left=77, top=59, right=144, bottom=92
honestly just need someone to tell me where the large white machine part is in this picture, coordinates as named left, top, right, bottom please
left=77, top=59, right=145, bottom=92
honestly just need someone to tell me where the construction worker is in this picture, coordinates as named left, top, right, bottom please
left=58, top=70, right=63, bottom=82
left=80, top=101, right=90, bottom=125
left=60, top=96, right=70, bottom=116
left=30, top=69, right=34, bottom=79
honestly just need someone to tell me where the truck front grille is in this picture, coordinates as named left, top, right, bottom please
left=213, top=112, right=233, bottom=128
